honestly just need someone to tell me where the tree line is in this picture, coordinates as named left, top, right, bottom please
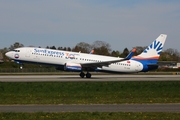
left=0, top=41, right=180, bottom=62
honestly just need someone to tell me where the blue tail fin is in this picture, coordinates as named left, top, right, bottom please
left=133, top=34, right=167, bottom=63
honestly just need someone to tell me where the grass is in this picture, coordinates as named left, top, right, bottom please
left=0, top=112, right=180, bottom=120
left=0, top=81, right=180, bottom=104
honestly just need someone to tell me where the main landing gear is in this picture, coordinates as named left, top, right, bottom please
left=79, top=72, right=91, bottom=78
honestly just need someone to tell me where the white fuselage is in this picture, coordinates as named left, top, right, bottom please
left=6, top=47, right=144, bottom=73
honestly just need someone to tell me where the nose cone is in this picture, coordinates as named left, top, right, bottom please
left=5, top=52, right=12, bottom=58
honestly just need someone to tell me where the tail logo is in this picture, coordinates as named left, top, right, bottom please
left=143, top=40, right=163, bottom=55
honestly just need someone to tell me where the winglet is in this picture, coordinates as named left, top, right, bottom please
left=89, top=49, right=94, bottom=54
left=125, top=48, right=136, bottom=60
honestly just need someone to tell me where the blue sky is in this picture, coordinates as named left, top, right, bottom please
left=0, top=0, right=180, bottom=52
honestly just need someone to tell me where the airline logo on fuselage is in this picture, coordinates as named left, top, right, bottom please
left=143, top=40, right=163, bottom=55
left=34, top=48, right=64, bottom=56
left=34, top=48, right=80, bottom=59
left=14, top=54, right=19, bottom=59
left=65, top=53, right=80, bottom=59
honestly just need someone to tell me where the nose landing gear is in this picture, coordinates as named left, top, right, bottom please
left=20, top=65, right=23, bottom=69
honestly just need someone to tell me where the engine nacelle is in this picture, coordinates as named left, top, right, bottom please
left=64, top=63, right=82, bottom=71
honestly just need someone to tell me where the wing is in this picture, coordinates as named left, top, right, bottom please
left=81, top=48, right=136, bottom=68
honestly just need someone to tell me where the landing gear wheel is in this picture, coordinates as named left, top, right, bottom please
left=20, top=66, right=23, bottom=69
left=79, top=72, right=85, bottom=78
left=86, top=72, right=91, bottom=78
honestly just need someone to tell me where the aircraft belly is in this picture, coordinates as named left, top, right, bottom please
left=101, top=64, right=136, bottom=73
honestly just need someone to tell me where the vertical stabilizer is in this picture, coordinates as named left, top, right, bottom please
left=137, top=34, right=167, bottom=59
left=132, top=34, right=167, bottom=71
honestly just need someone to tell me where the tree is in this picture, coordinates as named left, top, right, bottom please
left=0, top=47, right=11, bottom=61
left=134, top=46, right=147, bottom=55
left=49, top=46, right=56, bottom=50
left=164, top=48, right=179, bottom=61
left=92, top=41, right=111, bottom=55
left=63, top=47, right=67, bottom=51
left=72, top=42, right=92, bottom=53
left=9, top=42, right=24, bottom=50
left=159, top=51, right=169, bottom=61
left=0, top=51, right=3, bottom=62
left=57, top=47, right=63, bottom=50
left=111, top=50, right=121, bottom=57
left=120, top=48, right=129, bottom=57
left=92, top=41, right=111, bottom=51
left=94, top=46, right=110, bottom=56
left=67, top=47, right=71, bottom=51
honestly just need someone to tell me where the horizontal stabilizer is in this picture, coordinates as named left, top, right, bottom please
left=147, top=64, right=159, bottom=70
left=147, top=64, right=158, bottom=66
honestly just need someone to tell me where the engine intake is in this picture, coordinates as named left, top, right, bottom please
left=64, top=63, right=82, bottom=71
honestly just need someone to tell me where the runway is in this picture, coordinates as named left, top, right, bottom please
left=0, top=75, right=180, bottom=82
left=0, top=104, right=180, bottom=112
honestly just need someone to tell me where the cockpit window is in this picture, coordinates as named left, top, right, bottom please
left=13, top=50, right=20, bottom=52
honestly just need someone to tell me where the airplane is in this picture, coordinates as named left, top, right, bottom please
left=5, top=34, right=167, bottom=78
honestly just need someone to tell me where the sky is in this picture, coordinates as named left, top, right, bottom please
left=0, top=0, right=180, bottom=52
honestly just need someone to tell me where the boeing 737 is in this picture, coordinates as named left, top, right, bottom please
left=5, top=34, right=167, bottom=78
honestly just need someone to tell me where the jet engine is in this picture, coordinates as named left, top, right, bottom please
left=64, top=63, right=82, bottom=71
